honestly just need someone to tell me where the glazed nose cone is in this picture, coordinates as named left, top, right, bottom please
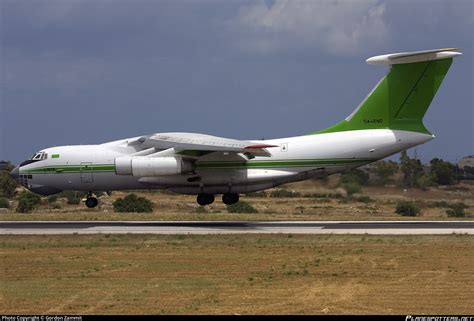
left=9, top=165, right=19, bottom=180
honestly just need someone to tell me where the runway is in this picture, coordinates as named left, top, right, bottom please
left=1, top=220, right=473, bottom=235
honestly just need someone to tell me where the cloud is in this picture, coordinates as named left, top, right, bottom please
left=227, top=0, right=389, bottom=56
left=3, top=54, right=108, bottom=94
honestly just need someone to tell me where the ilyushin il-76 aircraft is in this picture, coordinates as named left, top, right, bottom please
left=10, top=48, right=461, bottom=208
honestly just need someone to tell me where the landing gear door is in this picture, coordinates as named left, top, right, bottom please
left=80, top=162, right=93, bottom=183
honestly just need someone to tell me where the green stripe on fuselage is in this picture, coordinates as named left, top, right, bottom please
left=20, top=158, right=374, bottom=174
left=195, top=158, right=373, bottom=170
left=22, top=164, right=116, bottom=174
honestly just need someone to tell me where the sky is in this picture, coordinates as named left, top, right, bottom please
left=1, top=0, right=473, bottom=164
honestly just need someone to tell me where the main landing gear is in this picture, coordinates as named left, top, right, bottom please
left=196, top=193, right=240, bottom=206
left=197, top=193, right=215, bottom=206
left=222, top=193, right=239, bottom=205
left=85, top=192, right=98, bottom=208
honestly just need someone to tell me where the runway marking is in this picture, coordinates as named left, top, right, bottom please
left=0, top=221, right=473, bottom=235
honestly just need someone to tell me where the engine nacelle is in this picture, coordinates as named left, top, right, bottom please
left=115, top=156, right=193, bottom=176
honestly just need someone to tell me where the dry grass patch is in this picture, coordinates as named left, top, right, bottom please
left=1, top=181, right=472, bottom=221
left=1, top=234, right=473, bottom=314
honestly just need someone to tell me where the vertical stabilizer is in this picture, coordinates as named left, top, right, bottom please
left=313, top=48, right=461, bottom=135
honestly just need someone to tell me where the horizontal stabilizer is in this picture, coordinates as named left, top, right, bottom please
left=366, top=48, right=462, bottom=65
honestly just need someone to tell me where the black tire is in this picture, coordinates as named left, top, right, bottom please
left=222, top=193, right=239, bottom=205
left=207, top=194, right=215, bottom=205
left=197, top=193, right=214, bottom=206
left=85, top=197, right=98, bottom=208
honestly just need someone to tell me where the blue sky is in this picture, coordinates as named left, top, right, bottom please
left=1, top=0, right=472, bottom=163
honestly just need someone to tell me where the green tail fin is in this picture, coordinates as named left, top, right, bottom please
left=313, top=49, right=460, bottom=135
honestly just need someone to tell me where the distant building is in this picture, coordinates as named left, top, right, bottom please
left=458, top=155, right=474, bottom=169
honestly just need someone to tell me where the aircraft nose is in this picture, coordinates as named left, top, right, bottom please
left=9, top=165, right=19, bottom=180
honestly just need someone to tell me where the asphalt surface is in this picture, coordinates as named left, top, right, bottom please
left=1, top=220, right=473, bottom=235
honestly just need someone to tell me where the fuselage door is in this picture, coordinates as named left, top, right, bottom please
left=80, top=162, right=93, bottom=183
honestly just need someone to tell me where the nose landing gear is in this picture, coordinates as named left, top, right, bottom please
left=85, top=192, right=98, bottom=208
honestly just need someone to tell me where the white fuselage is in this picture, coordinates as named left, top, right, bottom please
left=17, top=129, right=432, bottom=195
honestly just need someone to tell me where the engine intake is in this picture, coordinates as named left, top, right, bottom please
left=115, top=156, right=193, bottom=176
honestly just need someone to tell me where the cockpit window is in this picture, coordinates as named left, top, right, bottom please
left=31, top=152, right=48, bottom=161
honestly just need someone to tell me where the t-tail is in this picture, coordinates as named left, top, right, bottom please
left=312, top=48, right=462, bottom=135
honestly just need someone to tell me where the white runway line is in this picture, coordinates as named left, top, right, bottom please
left=0, top=220, right=473, bottom=235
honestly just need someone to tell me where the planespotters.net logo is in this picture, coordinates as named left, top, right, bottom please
left=406, top=316, right=474, bottom=321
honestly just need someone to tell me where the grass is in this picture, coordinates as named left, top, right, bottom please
left=1, top=234, right=473, bottom=314
left=1, top=180, right=472, bottom=221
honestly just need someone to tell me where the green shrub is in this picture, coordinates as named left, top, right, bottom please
left=47, top=195, right=58, bottom=204
left=16, top=191, right=42, bottom=213
left=305, top=192, right=344, bottom=199
left=226, top=201, right=258, bottom=213
left=195, top=206, right=208, bottom=214
left=433, top=200, right=450, bottom=208
left=444, top=185, right=469, bottom=192
left=444, top=202, right=468, bottom=217
left=452, top=202, right=469, bottom=209
left=446, top=204, right=466, bottom=217
left=0, top=197, right=9, bottom=208
left=245, top=191, right=267, bottom=197
left=395, top=201, right=420, bottom=216
left=269, top=189, right=301, bottom=198
left=342, top=181, right=361, bottom=196
left=354, top=195, right=373, bottom=203
left=433, top=201, right=468, bottom=210
left=113, top=194, right=153, bottom=213
left=59, top=191, right=86, bottom=205
left=52, top=203, right=62, bottom=210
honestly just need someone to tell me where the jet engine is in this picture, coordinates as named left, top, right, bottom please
left=115, top=156, right=194, bottom=176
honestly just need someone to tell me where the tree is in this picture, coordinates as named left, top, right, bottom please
left=430, top=158, right=456, bottom=185
left=416, top=172, right=437, bottom=190
left=373, top=160, right=399, bottom=185
left=339, top=168, right=370, bottom=186
left=0, top=198, right=10, bottom=208
left=463, top=166, right=474, bottom=180
left=0, top=161, right=18, bottom=198
left=399, top=150, right=424, bottom=187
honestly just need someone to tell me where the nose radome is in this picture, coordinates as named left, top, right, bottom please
left=9, top=165, right=19, bottom=180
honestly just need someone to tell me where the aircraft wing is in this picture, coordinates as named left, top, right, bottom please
left=139, top=132, right=277, bottom=157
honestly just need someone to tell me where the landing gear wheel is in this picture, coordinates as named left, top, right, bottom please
left=197, top=193, right=215, bottom=206
left=222, top=193, right=239, bottom=205
left=85, top=197, right=98, bottom=208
